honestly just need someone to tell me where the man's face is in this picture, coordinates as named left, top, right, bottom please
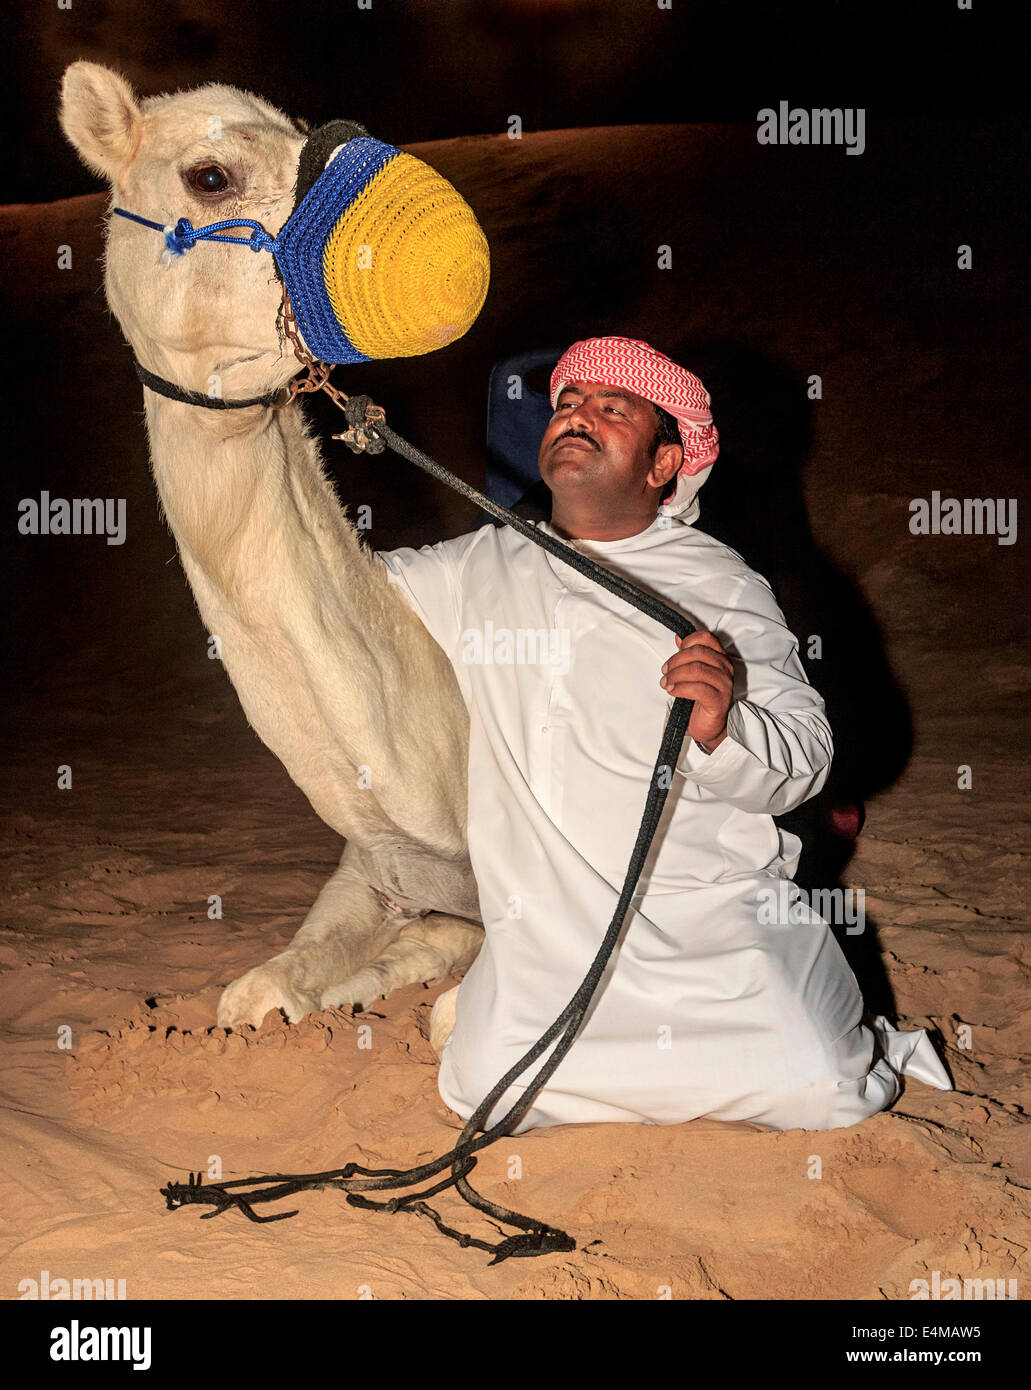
left=537, top=380, right=678, bottom=507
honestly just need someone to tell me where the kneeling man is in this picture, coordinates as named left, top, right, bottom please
left=377, top=336, right=951, bottom=1134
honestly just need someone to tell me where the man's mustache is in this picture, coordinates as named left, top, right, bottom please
left=551, top=430, right=599, bottom=452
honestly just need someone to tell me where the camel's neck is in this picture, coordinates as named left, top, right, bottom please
left=140, top=388, right=469, bottom=856
left=144, top=394, right=366, bottom=605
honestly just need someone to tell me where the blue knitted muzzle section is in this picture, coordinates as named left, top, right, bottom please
left=272, top=136, right=399, bottom=365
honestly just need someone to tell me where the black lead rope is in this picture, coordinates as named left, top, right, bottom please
left=159, top=392, right=697, bottom=1264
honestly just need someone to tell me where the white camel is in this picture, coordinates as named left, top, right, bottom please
left=60, top=62, right=483, bottom=1053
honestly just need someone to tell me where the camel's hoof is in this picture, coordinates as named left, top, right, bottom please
left=217, top=964, right=319, bottom=1030
left=428, top=984, right=460, bottom=1059
left=320, top=966, right=386, bottom=1014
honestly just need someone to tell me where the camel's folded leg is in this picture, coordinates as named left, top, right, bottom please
left=218, top=851, right=408, bottom=1029
left=319, top=914, right=483, bottom=1026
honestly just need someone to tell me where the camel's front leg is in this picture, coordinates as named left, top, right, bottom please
left=320, top=914, right=483, bottom=1015
left=218, top=851, right=405, bottom=1029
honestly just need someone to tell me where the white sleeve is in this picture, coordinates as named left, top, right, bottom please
left=671, top=572, right=833, bottom=815
left=374, top=538, right=467, bottom=656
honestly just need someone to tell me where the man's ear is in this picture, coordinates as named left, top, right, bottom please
left=648, top=441, right=684, bottom=490
left=60, top=62, right=142, bottom=183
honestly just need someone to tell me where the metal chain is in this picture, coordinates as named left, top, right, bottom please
left=271, top=289, right=341, bottom=406
left=272, top=289, right=386, bottom=452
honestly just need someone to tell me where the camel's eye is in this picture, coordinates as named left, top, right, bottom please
left=185, top=164, right=231, bottom=195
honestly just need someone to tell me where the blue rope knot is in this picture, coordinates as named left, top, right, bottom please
left=165, top=219, right=196, bottom=256
left=112, top=208, right=277, bottom=257
left=165, top=217, right=277, bottom=256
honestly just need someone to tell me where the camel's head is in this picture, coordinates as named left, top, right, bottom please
left=60, top=63, right=490, bottom=404
left=60, top=62, right=309, bottom=397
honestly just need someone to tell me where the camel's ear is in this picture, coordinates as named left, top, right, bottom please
left=60, top=62, right=142, bottom=183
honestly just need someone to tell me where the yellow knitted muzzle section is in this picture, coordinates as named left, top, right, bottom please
left=322, top=151, right=490, bottom=359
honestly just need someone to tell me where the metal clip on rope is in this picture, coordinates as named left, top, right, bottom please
left=331, top=395, right=387, bottom=454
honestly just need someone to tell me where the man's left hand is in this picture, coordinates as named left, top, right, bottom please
left=660, top=630, right=735, bottom=751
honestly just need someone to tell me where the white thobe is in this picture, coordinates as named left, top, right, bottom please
left=376, top=515, right=951, bottom=1134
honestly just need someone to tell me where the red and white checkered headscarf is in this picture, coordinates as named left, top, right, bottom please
left=550, top=336, right=719, bottom=520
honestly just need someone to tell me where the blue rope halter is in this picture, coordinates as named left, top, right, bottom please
left=111, top=207, right=277, bottom=256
